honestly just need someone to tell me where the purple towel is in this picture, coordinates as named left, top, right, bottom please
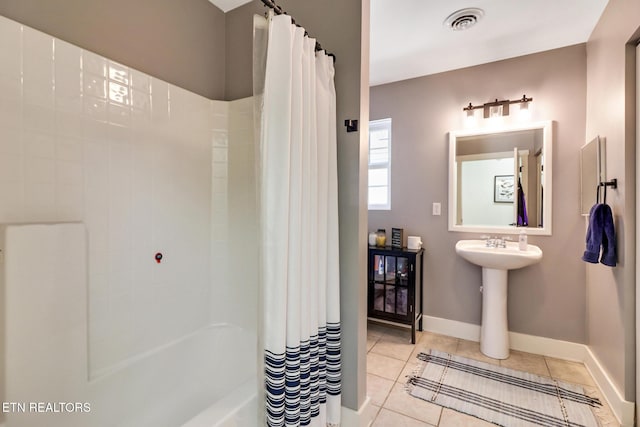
left=582, top=203, right=617, bottom=267
left=517, top=178, right=528, bottom=227
left=599, top=204, right=616, bottom=266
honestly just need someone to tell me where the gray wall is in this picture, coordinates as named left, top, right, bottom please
left=585, top=0, right=640, bottom=401
left=225, top=1, right=264, bottom=100
left=0, top=0, right=227, bottom=100
left=370, top=44, right=588, bottom=343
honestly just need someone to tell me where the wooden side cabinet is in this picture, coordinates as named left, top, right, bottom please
left=368, top=246, right=424, bottom=343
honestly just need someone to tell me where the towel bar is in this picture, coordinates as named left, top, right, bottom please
left=596, top=178, right=617, bottom=204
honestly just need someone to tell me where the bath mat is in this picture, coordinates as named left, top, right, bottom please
left=407, top=350, right=602, bottom=427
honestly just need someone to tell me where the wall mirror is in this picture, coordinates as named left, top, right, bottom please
left=580, top=136, right=605, bottom=215
left=448, top=121, right=553, bottom=235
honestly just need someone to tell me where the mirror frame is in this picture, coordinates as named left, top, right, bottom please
left=448, top=120, right=554, bottom=236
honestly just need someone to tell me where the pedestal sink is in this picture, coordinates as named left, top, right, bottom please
left=455, top=239, right=542, bottom=359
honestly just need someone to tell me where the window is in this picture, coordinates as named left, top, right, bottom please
left=368, top=118, right=391, bottom=210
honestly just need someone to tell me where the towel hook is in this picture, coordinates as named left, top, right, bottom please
left=597, top=178, right=617, bottom=204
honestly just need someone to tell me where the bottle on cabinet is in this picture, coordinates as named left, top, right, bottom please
left=368, top=231, right=378, bottom=246
left=375, top=229, right=386, bottom=247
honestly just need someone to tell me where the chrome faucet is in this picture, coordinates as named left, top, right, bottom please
left=484, top=236, right=508, bottom=248
left=482, top=235, right=496, bottom=247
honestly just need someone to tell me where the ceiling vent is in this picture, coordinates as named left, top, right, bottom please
left=444, top=8, right=484, bottom=31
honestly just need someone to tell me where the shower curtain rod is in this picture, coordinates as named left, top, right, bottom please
left=260, top=0, right=336, bottom=62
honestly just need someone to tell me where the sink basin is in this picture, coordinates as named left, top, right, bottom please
left=455, top=239, right=542, bottom=270
left=455, top=239, right=543, bottom=359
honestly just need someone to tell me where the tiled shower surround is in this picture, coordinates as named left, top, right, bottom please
left=0, top=15, right=255, bottom=378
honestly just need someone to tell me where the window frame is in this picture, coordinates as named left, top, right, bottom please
left=368, top=118, right=392, bottom=210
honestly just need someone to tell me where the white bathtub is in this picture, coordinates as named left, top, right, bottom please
left=3, top=224, right=259, bottom=427
left=182, top=378, right=258, bottom=427
left=6, top=320, right=257, bottom=427
left=86, top=323, right=258, bottom=427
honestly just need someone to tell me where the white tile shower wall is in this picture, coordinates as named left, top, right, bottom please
left=224, top=97, right=258, bottom=331
left=0, top=16, right=214, bottom=377
left=0, top=227, right=5, bottom=426
left=209, top=97, right=258, bottom=332
left=210, top=100, right=230, bottom=324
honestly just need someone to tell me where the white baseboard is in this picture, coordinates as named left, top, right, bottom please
left=422, top=315, right=480, bottom=342
left=341, top=397, right=374, bottom=427
left=583, top=346, right=636, bottom=427
left=421, top=315, right=635, bottom=426
left=508, top=330, right=586, bottom=361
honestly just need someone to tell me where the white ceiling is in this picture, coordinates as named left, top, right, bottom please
left=371, top=0, right=608, bottom=86
left=209, top=0, right=609, bottom=86
left=209, top=0, right=252, bottom=13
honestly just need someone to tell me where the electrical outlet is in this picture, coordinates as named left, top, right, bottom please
left=432, top=202, right=441, bottom=216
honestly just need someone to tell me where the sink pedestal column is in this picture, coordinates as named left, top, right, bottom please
left=480, top=268, right=509, bottom=359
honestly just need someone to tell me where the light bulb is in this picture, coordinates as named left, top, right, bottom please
left=464, top=109, right=476, bottom=128
left=489, top=104, right=503, bottom=118
left=518, top=102, right=531, bottom=120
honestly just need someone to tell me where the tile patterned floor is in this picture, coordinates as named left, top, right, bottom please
left=366, top=322, right=620, bottom=426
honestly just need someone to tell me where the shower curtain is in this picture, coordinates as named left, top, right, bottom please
left=255, top=13, right=341, bottom=427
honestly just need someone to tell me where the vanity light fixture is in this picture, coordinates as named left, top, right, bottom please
left=463, top=95, right=533, bottom=119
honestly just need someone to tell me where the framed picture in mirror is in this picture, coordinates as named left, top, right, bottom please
left=494, top=175, right=514, bottom=203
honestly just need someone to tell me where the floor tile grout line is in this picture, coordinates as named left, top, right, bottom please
left=380, top=406, right=439, bottom=426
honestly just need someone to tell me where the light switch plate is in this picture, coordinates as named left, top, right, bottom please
left=432, top=202, right=441, bottom=216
